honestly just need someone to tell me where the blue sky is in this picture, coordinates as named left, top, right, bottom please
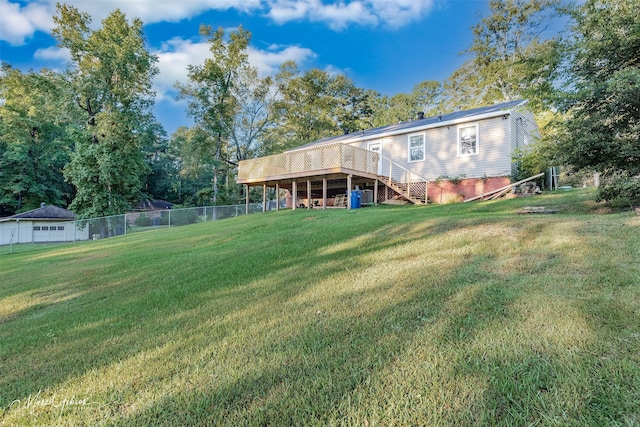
left=0, top=0, right=492, bottom=135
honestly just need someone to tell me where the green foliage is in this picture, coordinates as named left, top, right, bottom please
left=369, top=80, right=443, bottom=127
left=596, top=172, right=640, bottom=206
left=63, top=109, right=151, bottom=218
left=134, top=213, right=152, bottom=226
left=434, top=175, right=466, bottom=185
left=52, top=5, right=159, bottom=218
left=443, top=0, right=563, bottom=112
left=0, top=65, right=76, bottom=215
left=557, top=0, right=640, bottom=203
left=163, top=127, right=216, bottom=206
left=227, top=66, right=275, bottom=162
left=512, top=132, right=557, bottom=181
left=262, top=62, right=375, bottom=153
left=176, top=25, right=252, bottom=204
left=169, top=208, right=199, bottom=226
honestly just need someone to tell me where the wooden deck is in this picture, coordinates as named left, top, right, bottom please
left=237, top=143, right=379, bottom=185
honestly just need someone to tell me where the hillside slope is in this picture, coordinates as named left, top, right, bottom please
left=1, top=190, right=639, bottom=426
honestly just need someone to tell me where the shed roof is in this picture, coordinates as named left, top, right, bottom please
left=137, top=199, right=174, bottom=210
left=289, top=99, right=528, bottom=152
left=1, top=205, right=77, bottom=221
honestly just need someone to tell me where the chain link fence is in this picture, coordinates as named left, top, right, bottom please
left=1, top=203, right=268, bottom=255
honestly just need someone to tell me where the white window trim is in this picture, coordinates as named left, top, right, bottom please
left=457, top=123, right=479, bottom=157
left=408, top=132, right=426, bottom=163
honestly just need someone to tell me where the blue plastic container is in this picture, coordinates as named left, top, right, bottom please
left=350, top=190, right=362, bottom=209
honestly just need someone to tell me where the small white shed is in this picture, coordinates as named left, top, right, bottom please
left=0, top=204, right=89, bottom=245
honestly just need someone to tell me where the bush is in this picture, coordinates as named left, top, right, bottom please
left=169, top=209, right=199, bottom=226
left=134, top=214, right=152, bottom=227
left=596, top=172, right=640, bottom=207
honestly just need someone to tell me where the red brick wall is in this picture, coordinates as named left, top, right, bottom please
left=427, top=176, right=511, bottom=203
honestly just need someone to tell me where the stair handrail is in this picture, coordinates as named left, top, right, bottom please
left=379, top=155, right=431, bottom=203
left=379, top=155, right=431, bottom=185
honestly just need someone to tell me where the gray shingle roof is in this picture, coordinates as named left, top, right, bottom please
left=6, top=205, right=77, bottom=220
left=289, top=99, right=527, bottom=152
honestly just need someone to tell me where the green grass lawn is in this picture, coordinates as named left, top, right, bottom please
left=1, top=189, right=639, bottom=426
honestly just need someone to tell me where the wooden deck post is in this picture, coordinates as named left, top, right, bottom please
left=245, top=184, right=249, bottom=214
left=275, top=182, right=280, bottom=211
left=374, top=179, right=378, bottom=206
left=322, top=176, right=327, bottom=210
left=307, top=179, right=311, bottom=210
left=262, top=184, right=267, bottom=212
left=292, top=181, right=297, bottom=210
left=347, top=174, right=352, bottom=209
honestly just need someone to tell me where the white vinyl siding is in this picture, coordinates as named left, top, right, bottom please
left=355, top=116, right=512, bottom=181
left=350, top=113, right=526, bottom=182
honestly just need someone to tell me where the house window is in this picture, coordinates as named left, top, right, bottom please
left=41, top=226, right=49, bottom=231
left=57, top=226, right=65, bottom=231
left=408, top=133, right=425, bottom=162
left=458, top=124, right=479, bottom=156
left=34, top=226, right=41, bottom=231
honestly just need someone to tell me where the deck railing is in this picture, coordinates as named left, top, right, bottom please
left=379, top=155, right=431, bottom=203
left=238, top=143, right=379, bottom=183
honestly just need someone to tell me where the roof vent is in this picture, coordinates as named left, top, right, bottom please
left=40, top=202, right=46, bottom=208
left=417, top=111, right=425, bottom=120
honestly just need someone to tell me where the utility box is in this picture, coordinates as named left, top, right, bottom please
left=361, top=189, right=373, bottom=205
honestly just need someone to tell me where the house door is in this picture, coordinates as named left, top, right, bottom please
left=368, top=142, right=382, bottom=175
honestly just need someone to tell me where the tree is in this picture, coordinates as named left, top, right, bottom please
left=370, top=80, right=442, bottom=127
left=176, top=25, right=251, bottom=205
left=52, top=5, right=159, bottom=217
left=0, top=64, right=75, bottom=216
left=333, top=75, right=375, bottom=134
left=443, top=0, right=563, bottom=112
left=227, top=66, right=275, bottom=163
left=557, top=0, right=640, bottom=203
left=263, top=62, right=374, bottom=153
left=172, top=126, right=216, bottom=203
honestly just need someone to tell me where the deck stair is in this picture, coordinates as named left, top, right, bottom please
left=374, top=155, right=429, bottom=205
left=378, top=176, right=427, bottom=205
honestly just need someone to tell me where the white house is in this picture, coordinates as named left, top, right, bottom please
left=237, top=100, right=540, bottom=208
left=0, top=204, right=89, bottom=245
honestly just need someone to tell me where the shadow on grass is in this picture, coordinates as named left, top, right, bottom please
left=1, top=201, right=639, bottom=425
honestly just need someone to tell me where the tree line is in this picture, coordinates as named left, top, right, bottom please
left=1, top=0, right=638, bottom=218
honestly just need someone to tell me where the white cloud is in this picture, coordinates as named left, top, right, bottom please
left=152, top=38, right=208, bottom=102
left=152, top=37, right=317, bottom=103
left=0, top=0, right=52, bottom=45
left=369, top=0, right=437, bottom=28
left=0, top=0, right=263, bottom=44
left=1, top=0, right=437, bottom=46
left=40, top=0, right=262, bottom=25
left=267, top=0, right=313, bottom=23
left=248, top=45, right=317, bottom=76
left=266, top=0, right=436, bottom=30
left=34, top=46, right=70, bottom=62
